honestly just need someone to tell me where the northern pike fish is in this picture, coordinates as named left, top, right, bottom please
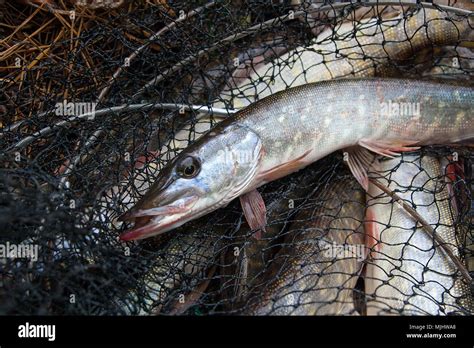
left=119, top=78, right=473, bottom=241
left=365, top=153, right=474, bottom=315
left=125, top=8, right=470, bottom=190
left=240, top=175, right=366, bottom=315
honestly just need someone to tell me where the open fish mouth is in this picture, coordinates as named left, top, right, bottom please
left=118, top=195, right=199, bottom=241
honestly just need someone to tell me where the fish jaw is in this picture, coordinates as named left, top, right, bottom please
left=119, top=195, right=199, bottom=241
left=119, top=214, right=184, bottom=241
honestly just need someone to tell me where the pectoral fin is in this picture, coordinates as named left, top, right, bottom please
left=239, top=189, right=267, bottom=240
left=345, top=147, right=375, bottom=191
left=442, top=156, right=465, bottom=217
left=345, top=139, right=420, bottom=190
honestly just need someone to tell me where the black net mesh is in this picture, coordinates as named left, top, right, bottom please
left=0, top=0, right=473, bottom=315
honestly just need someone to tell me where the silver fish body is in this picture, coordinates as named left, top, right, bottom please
left=215, top=8, right=469, bottom=110
left=178, top=8, right=470, bottom=152
left=119, top=78, right=473, bottom=241
left=365, top=153, right=474, bottom=315
left=234, top=79, right=473, bottom=186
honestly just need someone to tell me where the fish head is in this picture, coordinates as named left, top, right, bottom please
left=119, top=123, right=263, bottom=240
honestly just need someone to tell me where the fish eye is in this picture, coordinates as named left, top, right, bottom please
left=177, top=156, right=200, bottom=179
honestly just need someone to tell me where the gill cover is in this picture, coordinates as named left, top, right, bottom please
left=206, top=123, right=264, bottom=202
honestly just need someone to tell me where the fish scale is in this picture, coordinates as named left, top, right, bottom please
left=468, top=161, right=474, bottom=287
left=216, top=8, right=470, bottom=110
left=365, top=154, right=474, bottom=315
left=220, top=78, right=473, bottom=190
left=120, top=77, right=474, bottom=243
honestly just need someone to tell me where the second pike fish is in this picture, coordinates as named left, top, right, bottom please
left=365, top=153, right=474, bottom=315
left=118, top=78, right=473, bottom=240
left=240, top=174, right=366, bottom=315
left=217, top=8, right=470, bottom=109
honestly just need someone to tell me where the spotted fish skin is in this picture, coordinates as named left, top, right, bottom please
left=217, top=9, right=470, bottom=110
left=223, top=78, right=473, bottom=190
left=119, top=78, right=473, bottom=241
left=186, top=8, right=471, bottom=159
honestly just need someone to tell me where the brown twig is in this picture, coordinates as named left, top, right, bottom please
left=2, top=103, right=235, bottom=152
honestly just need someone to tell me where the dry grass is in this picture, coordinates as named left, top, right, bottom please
left=0, top=0, right=174, bottom=126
